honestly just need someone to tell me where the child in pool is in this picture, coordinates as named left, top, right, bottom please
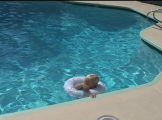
left=74, top=74, right=99, bottom=98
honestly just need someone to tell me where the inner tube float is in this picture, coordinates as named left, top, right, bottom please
left=64, top=76, right=105, bottom=98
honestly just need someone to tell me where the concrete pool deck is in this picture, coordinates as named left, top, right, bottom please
left=1, top=1, right=162, bottom=120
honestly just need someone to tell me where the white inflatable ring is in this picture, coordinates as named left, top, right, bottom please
left=64, top=76, right=105, bottom=98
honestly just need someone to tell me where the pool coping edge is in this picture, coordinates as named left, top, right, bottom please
left=67, top=1, right=162, bottom=52
left=1, top=71, right=162, bottom=120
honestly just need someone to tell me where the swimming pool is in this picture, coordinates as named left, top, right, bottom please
left=0, top=1, right=162, bottom=115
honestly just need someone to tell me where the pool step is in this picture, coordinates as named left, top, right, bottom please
left=140, top=23, right=162, bottom=52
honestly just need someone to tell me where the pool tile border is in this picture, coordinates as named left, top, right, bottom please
left=67, top=1, right=157, bottom=20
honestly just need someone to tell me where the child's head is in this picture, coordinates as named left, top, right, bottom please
left=84, top=74, right=99, bottom=88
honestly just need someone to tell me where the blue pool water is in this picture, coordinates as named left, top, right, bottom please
left=0, top=1, right=162, bottom=115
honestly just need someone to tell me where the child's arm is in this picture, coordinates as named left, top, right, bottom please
left=90, top=94, right=97, bottom=98
left=74, top=83, right=90, bottom=93
left=74, top=84, right=96, bottom=98
left=74, top=83, right=84, bottom=90
left=83, top=84, right=90, bottom=93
